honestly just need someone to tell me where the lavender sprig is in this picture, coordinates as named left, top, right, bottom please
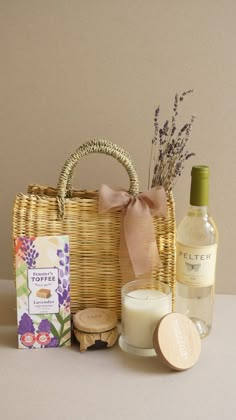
left=149, top=90, right=195, bottom=190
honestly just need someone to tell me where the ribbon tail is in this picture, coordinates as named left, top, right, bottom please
left=119, top=219, right=136, bottom=283
left=120, top=200, right=161, bottom=281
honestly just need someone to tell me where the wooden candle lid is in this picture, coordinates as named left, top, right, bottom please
left=73, top=308, right=118, bottom=333
left=153, top=313, right=201, bottom=371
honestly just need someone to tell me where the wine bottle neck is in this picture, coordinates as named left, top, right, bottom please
left=187, top=205, right=208, bottom=217
left=190, top=166, right=209, bottom=206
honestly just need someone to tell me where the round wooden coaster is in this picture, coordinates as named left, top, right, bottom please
left=153, top=313, right=201, bottom=371
left=73, top=308, right=118, bottom=333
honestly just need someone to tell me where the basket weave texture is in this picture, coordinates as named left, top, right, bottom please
left=13, top=139, right=176, bottom=317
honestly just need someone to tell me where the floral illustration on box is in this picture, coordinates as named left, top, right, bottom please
left=18, top=313, right=35, bottom=335
left=57, top=243, right=70, bottom=312
left=15, top=237, right=39, bottom=268
left=18, top=312, right=71, bottom=348
left=15, top=237, right=39, bottom=298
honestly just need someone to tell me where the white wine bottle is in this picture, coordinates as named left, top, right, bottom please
left=176, top=165, right=218, bottom=338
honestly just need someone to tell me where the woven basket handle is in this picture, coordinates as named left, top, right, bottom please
left=65, top=140, right=135, bottom=197
left=57, top=139, right=140, bottom=218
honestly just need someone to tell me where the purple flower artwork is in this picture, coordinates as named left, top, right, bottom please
left=15, top=237, right=39, bottom=268
left=38, top=319, right=51, bottom=334
left=45, top=337, right=59, bottom=348
left=57, top=243, right=70, bottom=311
left=18, top=313, right=35, bottom=335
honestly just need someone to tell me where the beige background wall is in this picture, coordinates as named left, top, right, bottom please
left=1, top=0, right=235, bottom=293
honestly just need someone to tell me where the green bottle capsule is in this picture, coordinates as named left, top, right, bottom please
left=190, top=165, right=209, bottom=207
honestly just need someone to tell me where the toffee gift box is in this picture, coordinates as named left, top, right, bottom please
left=15, top=235, right=71, bottom=349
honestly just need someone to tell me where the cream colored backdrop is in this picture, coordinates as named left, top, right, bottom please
left=1, top=0, right=235, bottom=293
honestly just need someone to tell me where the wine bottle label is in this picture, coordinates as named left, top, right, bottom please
left=176, top=242, right=217, bottom=287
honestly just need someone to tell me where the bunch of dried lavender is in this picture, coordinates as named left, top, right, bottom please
left=148, top=90, right=196, bottom=191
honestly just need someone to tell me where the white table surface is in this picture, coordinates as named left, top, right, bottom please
left=0, top=279, right=236, bottom=420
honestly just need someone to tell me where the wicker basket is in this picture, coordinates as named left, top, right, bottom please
left=13, top=139, right=176, bottom=317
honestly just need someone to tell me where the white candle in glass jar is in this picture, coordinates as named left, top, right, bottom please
left=122, top=289, right=171, bottom=349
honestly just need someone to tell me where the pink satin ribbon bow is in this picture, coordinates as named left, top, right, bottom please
left=98, top=185, right=167, bottom=280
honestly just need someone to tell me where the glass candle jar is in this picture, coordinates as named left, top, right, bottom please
left=119, top=279, right=172, bottom=356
